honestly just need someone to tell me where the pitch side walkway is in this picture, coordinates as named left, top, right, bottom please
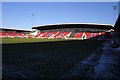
left=62, top=41, right=120, bottom=79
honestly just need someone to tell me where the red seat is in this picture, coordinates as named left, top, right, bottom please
left=35, top=32, right=46, bottom=38
left=74, top=32, right=83, bottom=38
left=85, top=32, right=91, bottom=39
left=7, top=32, right=17, bottom=37
left=17, top=33, right=23, bottom=37
left=0, top=32, right=8, bottom=38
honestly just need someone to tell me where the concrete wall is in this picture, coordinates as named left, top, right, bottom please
left=118, top=1, right=120, bottom=15
left=111, top=32, right=120, bottom=45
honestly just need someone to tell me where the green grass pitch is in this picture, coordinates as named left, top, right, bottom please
left=2, top=38, right=105, bottom=78
left=1, top=38, right=70, bottom=44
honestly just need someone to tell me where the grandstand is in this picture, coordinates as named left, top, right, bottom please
left=32, top=23, right=113, bottom=40
left=0, top=28, right=32, bottom=38
left=0, top=23, right=113, bottom=40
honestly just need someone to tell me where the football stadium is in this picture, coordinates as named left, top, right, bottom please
left=1, top=2, right=120, bottom=79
